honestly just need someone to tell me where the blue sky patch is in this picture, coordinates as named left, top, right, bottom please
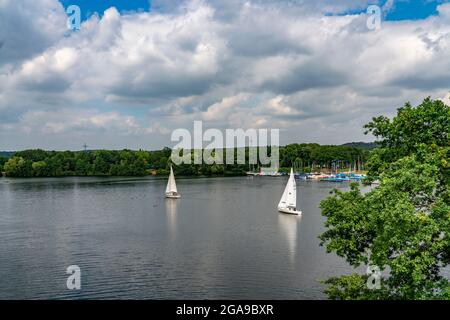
left=59, top=0, right=150, bottom=20
left=384, top=0, right=448, bottom=21
left=326, top=0, right=449, bottom=21
left=59, top=0, right=450, bottom=21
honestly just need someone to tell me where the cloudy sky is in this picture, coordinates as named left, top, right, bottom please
left=1, top=0, right=450, bottom=151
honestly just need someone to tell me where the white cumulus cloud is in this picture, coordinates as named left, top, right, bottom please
left=1, top=0, right=450, bottom=150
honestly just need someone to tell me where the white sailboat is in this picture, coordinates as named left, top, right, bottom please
left=165, top=166, right=181, bottom=199
left=278, top=168, right=302, bottom=215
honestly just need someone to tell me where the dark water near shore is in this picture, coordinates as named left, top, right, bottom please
left=0, top=176, right=360, bottom=299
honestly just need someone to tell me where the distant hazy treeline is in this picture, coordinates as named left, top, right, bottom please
left=0, top=143, right=372, bottom=177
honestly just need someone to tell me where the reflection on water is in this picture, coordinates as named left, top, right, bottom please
left=165, top=199, right=179, bottom=241
left=0, top=176, right=359, bottom=299
left=278, top=214, right=301, bottom=264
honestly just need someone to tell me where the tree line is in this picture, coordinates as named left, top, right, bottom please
left=0, top=143, right=371, bottom=178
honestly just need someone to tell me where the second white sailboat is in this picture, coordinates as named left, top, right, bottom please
left=165, top=166, right=181, bottom=199
left=278, top=168, right=302, bottom=215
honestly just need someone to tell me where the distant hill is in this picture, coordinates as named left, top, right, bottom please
left=0, top=151, right=15, bottom=158
left=341, top=142, right=378, bottom=150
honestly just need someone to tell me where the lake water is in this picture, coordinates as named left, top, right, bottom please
left=0, top=176, right=360, bottom=299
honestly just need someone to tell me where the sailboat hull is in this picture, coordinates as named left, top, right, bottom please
left=278, top=207, right=302, bottom=215
left=165, top=192, right=181, bottom=199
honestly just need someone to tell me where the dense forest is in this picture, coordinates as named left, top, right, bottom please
left=0, top=143, right=372, bottom=178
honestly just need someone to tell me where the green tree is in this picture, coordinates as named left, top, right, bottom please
left=4, top=157, right=33, bottom=177
left=32, top=161, right=49, bottom=177
left=92, top=151, right=109, bottom=175
left=131, top=156, right=148, bottom=176
left=75, top=158, right=91, bottom=176
left=0, top=156, right=7, bottom=172
left=14, top=149, right=48, bottom=162
left=319, top=98, right=450, bottom=300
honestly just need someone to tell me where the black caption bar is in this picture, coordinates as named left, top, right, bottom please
left=1, top=300, right=448, bottom=319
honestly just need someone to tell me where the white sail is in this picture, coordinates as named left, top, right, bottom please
left=278, top=168, right=296, bottom=209
left=286, top=170, right=297, bottom=208
left=278, top=177, right=290, bottom=208
left=166, top=166, right=178, bottom=193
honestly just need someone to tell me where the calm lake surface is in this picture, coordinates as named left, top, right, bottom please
left=0, top=176, right=361, bottom=299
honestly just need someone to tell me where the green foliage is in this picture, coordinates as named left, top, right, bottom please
left=363, top=97, right=450, bottom=181
left=0, top=156, right=7, bottom=171
left=279, top=143, right=369, bottom=170
left=32, top=161, right=49, bottom=177
left=1, top=143, right=369, bottom=178
left=4, top=157, right=33, bottom=177
left=322, top=274, right=390, bottom=300
left=3, top=150, right=156, bottom=177
left=341, top=142, right=379, bottom=150
left=320, top=98, right=450, bottom=300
